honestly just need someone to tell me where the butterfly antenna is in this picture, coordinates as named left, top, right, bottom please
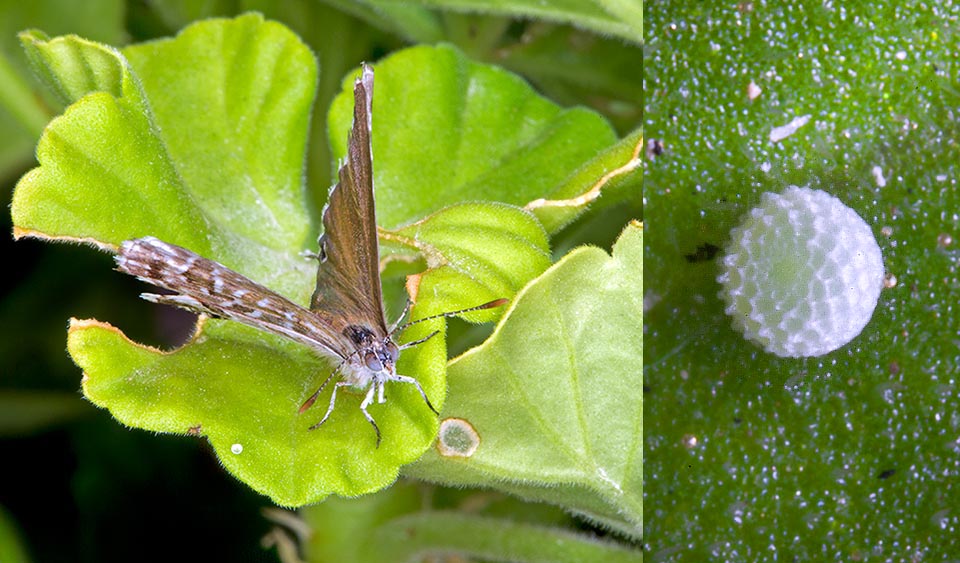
left=299, top=357, right=348, bottom=413
left=387, top=299, right=414, bottom=333
left=390, top=298, right=509, bottom=340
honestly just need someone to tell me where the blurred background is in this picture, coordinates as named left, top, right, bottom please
left=0, top=1, right=640, bottom=561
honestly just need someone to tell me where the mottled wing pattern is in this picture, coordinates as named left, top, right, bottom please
left=116, top=237, right=351, bottom=359
left=310, top=64, right=389, bottom=336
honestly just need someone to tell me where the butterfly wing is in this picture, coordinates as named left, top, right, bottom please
left=117, top=237, right=352, bottom=359
left=310, top=64, right=389, bottom=337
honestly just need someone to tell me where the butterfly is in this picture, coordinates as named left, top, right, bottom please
left=115, top=64, right=507, bottom=446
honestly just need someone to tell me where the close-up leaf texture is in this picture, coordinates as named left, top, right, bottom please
left=645, top=0, right=960, bottom=559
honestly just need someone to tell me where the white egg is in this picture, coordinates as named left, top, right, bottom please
left=718, top=186, right=885, bottom=357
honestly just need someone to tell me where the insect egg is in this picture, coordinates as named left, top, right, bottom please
left=717, top=186, right=885, bottom=358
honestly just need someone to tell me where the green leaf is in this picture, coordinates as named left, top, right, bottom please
left=327, top=43, right=619, bottom=232
left=313, top=0, right=445, bottom=43
left=285, top=480, right=642, bottom=563
left=400, top=0, right=642, bottom=45
left=69, top=314, right=447, bottom=504
left=10, top=16, right=615, bottom=504
left=13, top=13, right=317, bottom=283
left=18, top=30, right=127, bottom=105
left=120, top=15, right=317, bottom=255
left=646, top=0, right=960, bottom=557
left=389, top=202, right=552, bottom=315
left=312, top=0, right=643, bottom=45
left=406, top=222, right=643, bottom=538
left=239, top=0, right=396, bottom=202
left=526, top=128, right=641, bottom=234
left=491, top=25, right=643, bottom=135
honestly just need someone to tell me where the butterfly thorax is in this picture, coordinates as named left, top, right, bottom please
left=341, top=324, right=400, bottom=387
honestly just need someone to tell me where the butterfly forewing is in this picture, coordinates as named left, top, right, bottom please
left=310, top=65, right=388, bottom=338
left=116, top=237, right=351, bottom=359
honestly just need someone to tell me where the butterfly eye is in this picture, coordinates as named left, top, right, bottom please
left=385, top=341, right=399, bottom=362
left=364, top=352, right=383, bottom=372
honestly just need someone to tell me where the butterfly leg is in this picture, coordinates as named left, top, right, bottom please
left=391, top=374, right=439, bottom=416
left=298, top=249, right=319, bottom=261
left=299, top=361, right=346, bottom=413
left=359, top=382, right=382, bottom=447
left=308, top=380, right=351, bottom=431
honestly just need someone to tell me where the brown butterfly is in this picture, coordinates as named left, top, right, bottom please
left=116, top=64, right=507, bottom=446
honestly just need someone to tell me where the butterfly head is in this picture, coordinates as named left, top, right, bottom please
left=361, top=338, right=400, bottom=374
left=344, top=324, right=398, bottom=377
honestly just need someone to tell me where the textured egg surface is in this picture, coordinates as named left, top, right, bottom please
left=718, top=186, right=885, bottom=358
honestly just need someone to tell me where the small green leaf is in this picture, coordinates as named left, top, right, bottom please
left=389, top=202, right=551, bottom=315
left=327, top=43, right=619, bottom=231
left=526, top=128, right=641, bottom=233
left=406, top=222, right=643, bottom=538
left=18, top=30, right=127, bottom=105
